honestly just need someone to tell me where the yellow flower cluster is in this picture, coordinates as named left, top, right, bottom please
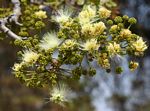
left=78, top=5, right=96, bottom=24
left=129, top=61, right=139, bottom=71
left=81, top=22, right=106, bottom=36
left=107, top=42, right=121, bottom=56
left=120, top=29, right=132, bottom=39
left=61, top=39, right=77, bottom=50
left=82, top=39, right=99, bottom=52
left=98, top=53, right=110, bottom=69
left=99, top=7, right=111, bottom=18
left=131, top=37, right=147, bottom=56
left=35, top=10, right=47, bottom=19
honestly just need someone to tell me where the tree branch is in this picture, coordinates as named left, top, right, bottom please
left=0, top=0, right=23, bottom=40
left=30, top=0, right=43, bottom=4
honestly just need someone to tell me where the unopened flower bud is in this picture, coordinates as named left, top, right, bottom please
left=128, top=17, right=137, bottom=24
left=123, top=15, right=129, bottom=20
left=114, top=16, right=123, bottom=23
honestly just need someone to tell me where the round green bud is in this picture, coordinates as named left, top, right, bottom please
left=37, top=66, right=45, bottom=72
left=130, top=34, right=139, bottom=39
left=19, top=31, right=29, bottom=37
left=32, top=39, right=39, bottom=45
left=115, top=67, right=123, bottom=74
left=82, top=69, right=88, bottom=75
left=98, top=35, right=107, bottom=41
left=123, top=15, right=129, bottom=20
left=118, top=23, right=124, bottom=29
left=114, top=16, right=123, bottom=23
left=128, top=17, right=137, bottom=24
left=106, top=69, right=111, bottom=73
left=24, top=10, right=31, bottom=15
left=14, top=39, right=22, bottom=46
left=25, top=16, right=31, bottom=21
left=107, top=20, right=114, bottom=25
left=89, top=68, right=96, bottom=76
left=35, top=21, right=45, bottom=29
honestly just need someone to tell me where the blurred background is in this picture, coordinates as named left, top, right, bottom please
left=0, top=0, right=150, bottom=111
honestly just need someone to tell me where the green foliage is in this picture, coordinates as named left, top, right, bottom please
left=19, top=3, right=47, bottom=37
left=0, top=8, right=12, bottom=18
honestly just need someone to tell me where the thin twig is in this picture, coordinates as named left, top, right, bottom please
left=0, top=0, right=23, bottom=40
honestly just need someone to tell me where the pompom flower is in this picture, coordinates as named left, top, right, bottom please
left=78, top=5, right=96, bottom=24
left=22, top=50, right=40, bottom=63
left=81, top=23, right=93, bottom=35
left=35, top=10, right=47, bottom=19
left=39, top=32, right=62, bottom=50
left=50, top=84, right=71, bottom=106
left=81, top=22, right=106, bottom=36
left=120, top=29, right=132, bottom=38
left=107, top=42, right=121, bottom=56
left=54, top=8, right=73, bottom=24
left=82, top=39, right=99, bottom=52
left=92, top=22, right=106, bottom=35
left=99, top=7, right=111, bottom=18
left=131, top=37, right=147, bottom=56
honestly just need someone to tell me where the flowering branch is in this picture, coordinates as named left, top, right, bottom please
left=0, top=0, right=146, bottom=107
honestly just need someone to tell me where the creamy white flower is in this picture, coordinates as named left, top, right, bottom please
left=78, top=5, right=96, bottom=24
left=93, top=22, right=106, bottom=35
left=35, top=10, right=47, bottom=19
left=81, top=23, right=93, bottom=35
left=82, top=39, right=99, bottom=52
left=22, top=50, right=40, bottom=63
left=107, top=42, right=121, bottom=56
left=132, top=37, right=147, bottom=52
left=99, top=7, right=111, bottom=18
left=50, top=84, right=71, bottom=106
left=39, top=32, right=62, bottom=50
left=54, top=8, right=73, bottom=24
left=120, top=29, right=132, bottom=38
left=81, top=22, right=106, bottom=36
